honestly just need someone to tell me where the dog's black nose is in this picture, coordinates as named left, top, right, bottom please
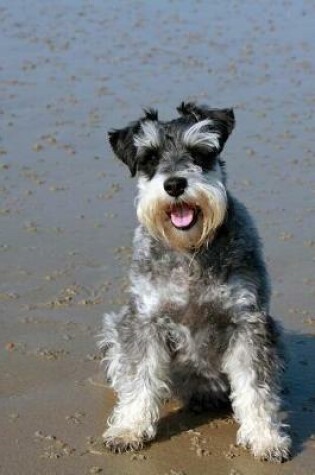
left=164, top=176, right=188, bottom=197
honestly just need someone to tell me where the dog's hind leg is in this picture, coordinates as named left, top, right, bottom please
left=99, top=308, right=171, bottom=452
left=173, top=368, right=230, bottom=413
left=186, top=374, right=230, bottom=413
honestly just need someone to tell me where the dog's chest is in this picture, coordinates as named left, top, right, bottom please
left=130, top=264, right=191, bottom=316
left=131, top=254, right=230, bottom=327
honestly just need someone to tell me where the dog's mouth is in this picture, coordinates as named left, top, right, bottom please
left=168, top=203, right=199, bottom=230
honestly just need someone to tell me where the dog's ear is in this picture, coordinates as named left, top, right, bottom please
left=177, top=102, right=235, bottom=151
left=108, top=123, right=140, bottom=177
left=108, top=109, right=159, bottom=177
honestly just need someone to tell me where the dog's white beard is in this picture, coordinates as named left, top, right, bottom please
left=136, top=175, right=227, bottom=252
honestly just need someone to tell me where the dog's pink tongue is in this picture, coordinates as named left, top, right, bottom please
left=170, top=204, right=194, bottom=228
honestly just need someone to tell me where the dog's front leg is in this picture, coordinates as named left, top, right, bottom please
left=101, top=312, right=171, bottom=452
left=223, top=313, right=291, bottom=462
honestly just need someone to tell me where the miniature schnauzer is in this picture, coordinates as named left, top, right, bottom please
left=99, top=102, right=291, bottom=462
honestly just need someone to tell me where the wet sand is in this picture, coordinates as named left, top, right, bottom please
left=1, top=1, right=314, bottom=474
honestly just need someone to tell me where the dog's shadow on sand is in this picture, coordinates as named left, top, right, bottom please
left=157, top=404, right=232, bottom=444
left=156, top=331, right=315, bottom=458
left=284, top=332, right=315, bottom=457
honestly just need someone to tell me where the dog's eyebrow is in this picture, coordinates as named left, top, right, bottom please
left=183, top=119, right=220, bottom=150
left=134, top=121, right=160, bottom=150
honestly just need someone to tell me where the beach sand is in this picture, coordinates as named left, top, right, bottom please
left=1, top=1, right=314, bottom=473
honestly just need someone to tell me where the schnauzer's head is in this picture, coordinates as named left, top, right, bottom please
left=108, top=102, right=235, bottom=252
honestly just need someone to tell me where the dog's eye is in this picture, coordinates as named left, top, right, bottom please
left=137, top=151, right=160, bottom=179
left=189, top=147, right=217, bottom=170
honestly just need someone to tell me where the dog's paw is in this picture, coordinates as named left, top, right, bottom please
left=257, top=434, right=291, bottom=463
left=237, top=427, right=291, bottom=463
left=102, top=428, right=145, bottom=453
left=259, top=444, right=292, bottom=463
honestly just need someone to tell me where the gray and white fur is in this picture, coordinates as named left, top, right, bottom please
left=99, top=102, right=291, bottom=462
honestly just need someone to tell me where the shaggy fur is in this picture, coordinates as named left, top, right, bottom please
left=99, top=102, right=291, bottom=462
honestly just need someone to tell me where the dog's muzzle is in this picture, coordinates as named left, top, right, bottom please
left=164, top=177, right=198, bottom=229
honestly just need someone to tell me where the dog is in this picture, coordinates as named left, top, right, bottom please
left=99, top=102, right=291, bottom=462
